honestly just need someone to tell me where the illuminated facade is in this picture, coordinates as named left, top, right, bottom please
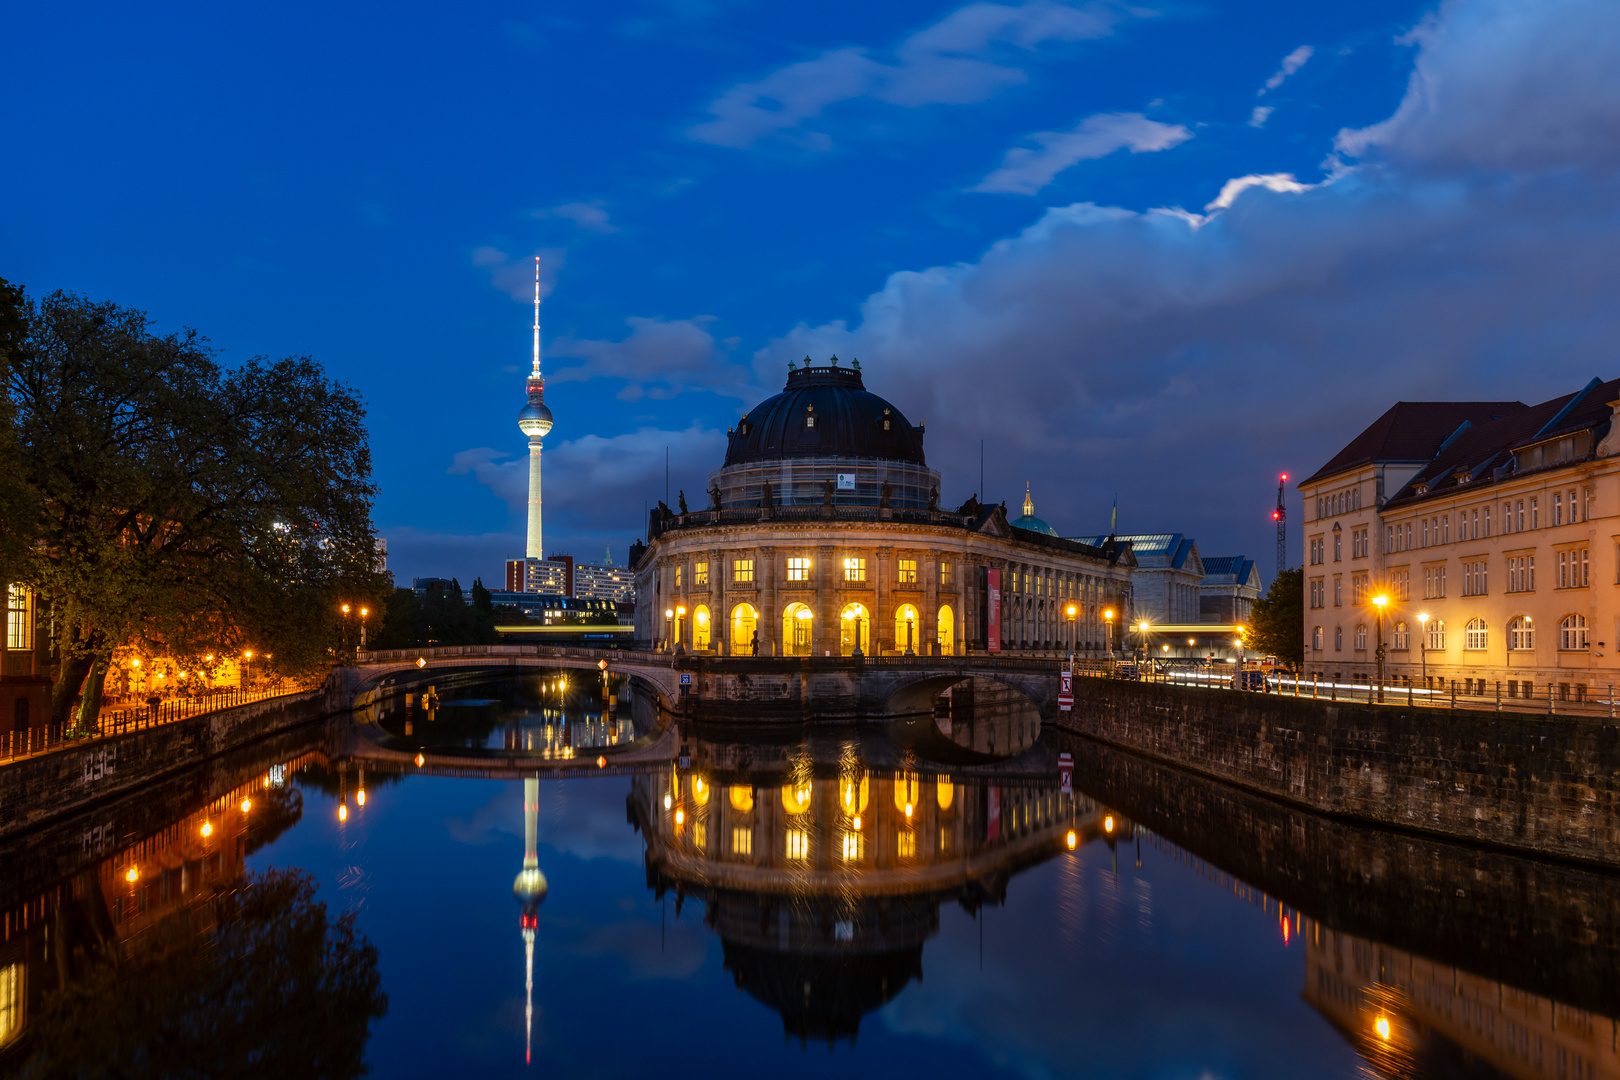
left=1301, top=381, right=1620, bottom=699
left=1, top=584, right=48, bottom=730
left=634, top=360, right=1134, bottom=655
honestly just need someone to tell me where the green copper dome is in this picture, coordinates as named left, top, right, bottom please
left=1010, top=484, right=1058, bottom=536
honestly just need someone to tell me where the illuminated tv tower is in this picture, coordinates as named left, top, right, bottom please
left=513, top=775, right=548, bottom=1064
left=518, top=258, right=554, bottom=570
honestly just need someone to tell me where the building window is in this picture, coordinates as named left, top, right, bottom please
left=1334, top=533, right=1342, bottom=561
left=5, top=585, right=28, bottom=651
left=1553, top=491, right=1563, bottom=526
left=1560, top=614, right=1589, bottom=651
left=1426, top=619, right=1446, bottom=650
left=1509, top=616, right=1534, bottom=650
left=731, top=826, right=753, bottom=856
left=1309, top=579, right=1323, bottom=609
left=1392, top=621, right=1408, bottom=650
left=1354, top=624, right=1367, bottom=651
left=1423, top=565, right=1447, bottom=599
left=1389, top=569, right=1410, bottom=601
left=694, top=562, right=708, bottom=585
left=787, top=557, right=811, bottom=582
left=805, top=408, right=816, bottom=429
left=1333, top=626, right=1343, bottom=651
left=1333, top=579, right=1342, bottom=606
left=1507, top=555, right=1535, bottom=592
left=843, top=557, right=867, bottom=583
left=1530, top=498, right=1538, bottom=529
left=1352, top=575, right=1368, bottom=605
left=939, top=562, right=952, bottom=586
left=897, top=559, right=917, bottom=584
left=1312, top=626, right=1323, bottom=650
left=785, top=829, right=809, bottom=861
left=1465, top=618, right=1488, bottom=651
left=1462, top=560, right=1487, bottom=597
left=675, top=565, right=683, bottom=588
left=897, top=830, right=916, bottom=858
left=1557, top=548, right=1589, bottom=588
left=733, top=559, right=754, bottom=583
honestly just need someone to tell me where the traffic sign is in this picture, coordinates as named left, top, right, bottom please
left=679, top=672, right=692, bottom=686
left=1058, top=671, right=1073, bottom=712
left=1058, top=751, right=1073, bottom=795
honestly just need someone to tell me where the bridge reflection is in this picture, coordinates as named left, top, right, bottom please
left=628, top=730, right=1111, bottom=1045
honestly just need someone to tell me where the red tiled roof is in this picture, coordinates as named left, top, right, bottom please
left=1299, top=400, right=1526, bottom=487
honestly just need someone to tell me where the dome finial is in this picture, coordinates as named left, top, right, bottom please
left=788, top=356, right=797, bottom=371
left=829, top=354, right=839, bottom=368
left=1023, top=482, right=1034, bottom=519
left=851, top=357, right=861, bottom=371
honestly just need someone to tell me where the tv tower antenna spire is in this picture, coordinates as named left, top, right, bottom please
left=1274, top=473, right=1289, bottom=577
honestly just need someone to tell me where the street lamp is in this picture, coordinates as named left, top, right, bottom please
left=1417, top=612, right=1429, bottom=689
left=1372, top=595, right=1388, bottom=703
left=675, top=605, right=687, bottom=654
left=1235, top=624, right=1246, bottom=687
left=664, top=608, right=674, bottom=652
left=1103, top=608, right=1115, bottom=671
left=1066, top=604, right=1078, bottom=667
left=1138, top=620, right=1150, bottom=673
left=359, top=607, right=369, bottom=657
left=243, top=650, right=253, bottom=689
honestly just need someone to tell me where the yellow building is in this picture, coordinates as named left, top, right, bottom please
left=1300, top=380, right=1620, bottom=701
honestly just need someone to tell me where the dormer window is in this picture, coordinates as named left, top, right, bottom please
left=805, top=406, right=816, bottom=430
left=882, top=409, right=892, bottom=431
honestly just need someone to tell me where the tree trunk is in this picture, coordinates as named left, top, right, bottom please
left=75, top=660, right=109, bottom=734
left=51, top=652, right=96, bottom=727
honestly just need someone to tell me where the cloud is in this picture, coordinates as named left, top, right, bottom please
left=748, top=0, right=1620, bottom=563
left=379, top=525, right=523, bottom=587
left=549, top=316, right=753, bottom=399
left=1334, top=0, right=1620, bottom=172
left=974, top=111, right=1193, bottom=194
left=532, top=201, right=618, bottom=233
left=688, top=0, right=1127, bottom=148
left=471, top=245, right=566, bottom=302
left=1203, top=172, right=1313, bottom=211
left=1247, top=105, right=1274, bottom=128
left=1260, top=44, right=1313, bottom=94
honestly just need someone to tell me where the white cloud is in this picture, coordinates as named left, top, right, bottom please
left=974, top=112, right=1193, bottom=195
left=1260, top=44, right=1313, bottom=94
left=688, top=0, right=1127, bottom=148
left=532, top=201, right=618, bottom=233
left=1247, top=105, right=1274, bottom=128
left=471, top=245, right=566, bottom=302
left=1335, top=0, right=1620, bottom=172
left=1203, top=172, right=1313, bottom=211
left=549, top=316, right=753, bottom=399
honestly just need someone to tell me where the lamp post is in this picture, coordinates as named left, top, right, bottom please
left=1104, top=608, right=1115, bottom=672
left=242, top=651, right=252, bottom=689
left=664, top=608, right=673, bottom=652
left=359, top=607, right=369, bottom=659
left=1066, top=604, right=1078, bottom=669
left=1138, top=620, right=1150, bottom=676
left=1235, top=625, right=1246, bottom=688
left=1372, top=595, right=1388, bottom=703
left=675, top=605, right=687, bottom=654
left=1417, top=612, right=1429, bottom=691
left=340, top=603, right=351, bottom=661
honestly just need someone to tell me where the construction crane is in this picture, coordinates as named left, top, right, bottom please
left=1273, top=473, right=1288, bottom=577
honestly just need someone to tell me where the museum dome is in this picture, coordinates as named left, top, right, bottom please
left=723, top=359, right=926, bottom=467
left=1010, top=484, right=1058, bottom=536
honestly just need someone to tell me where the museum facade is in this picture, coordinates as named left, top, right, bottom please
left=631, top=359, right=1134, bottom=656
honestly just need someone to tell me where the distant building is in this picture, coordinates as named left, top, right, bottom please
left=1199, top=556, right=1262, bottom=624
left=574, top=562, right=635, bottom=604
left=1068, top=533, right=1205, bottom=624
left=374, top=537, right=388, bottom=573
left=2, top=583, right=50, bottom=730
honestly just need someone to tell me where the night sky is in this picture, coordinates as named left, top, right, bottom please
left=5, top=0, right=1618, bottom=586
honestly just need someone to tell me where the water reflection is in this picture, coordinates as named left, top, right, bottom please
left=368, top=671, right=638, bottom=757
left=630, top=728, right=1104, bottom=1045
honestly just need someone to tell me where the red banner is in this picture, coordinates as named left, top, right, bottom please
left=987, top=568, right=1002, bottom=652
left=987, top=785, right=1000, bottom=840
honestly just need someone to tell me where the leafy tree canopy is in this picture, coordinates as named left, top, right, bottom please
left=1248, top=566, right=1304, bottom=670
left=2, top=289, right=389, bottom=723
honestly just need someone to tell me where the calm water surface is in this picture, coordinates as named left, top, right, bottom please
left=3, top=672, right=1615, bottom=1079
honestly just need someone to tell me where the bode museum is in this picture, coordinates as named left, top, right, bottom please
left=632, top=357, right=1134, bottom=655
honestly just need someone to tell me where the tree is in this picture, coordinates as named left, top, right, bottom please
left=19, top=868, right=388, bottom=1078
left=3, top=290, right=389, bottom=725
left=1248, top=566, right=1304, bottom=669
left=369, top=577, right=499, bottom=651
left=0, top=276, right=28, bottom=585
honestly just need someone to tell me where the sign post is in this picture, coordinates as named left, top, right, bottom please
left=1058, top=751, right=1073, bottom=795
left=1058, top=671, right=1073, bottom=712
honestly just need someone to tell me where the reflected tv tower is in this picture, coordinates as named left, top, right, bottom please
left=513, top=774, right=549, bottom=1064
left=517, top=257, right=555, bottom=575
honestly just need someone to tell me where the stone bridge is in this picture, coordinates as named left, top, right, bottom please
left=350, top=644, right=1067, bottom=723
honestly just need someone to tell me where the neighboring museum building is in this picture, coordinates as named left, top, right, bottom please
left=632, top=359, right=1134, bottom=655
left=1300, top=378, right=1620, bottom=700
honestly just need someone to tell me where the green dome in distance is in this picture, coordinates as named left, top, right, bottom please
left=1010, top=483, right=1058, bottom=536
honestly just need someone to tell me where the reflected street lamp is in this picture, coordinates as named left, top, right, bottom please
left=1417, top=612, right=1429, bottom=690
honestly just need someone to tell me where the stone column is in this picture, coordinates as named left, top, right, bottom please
left=710, top=548, right=725, bottom=654
left=924, top=548, right=940, bottom=656
left=875, top=546, right=893, bottom=655
left=760, top=545, right=777, bottom=656
left=816, top=545, right=836, bottom=656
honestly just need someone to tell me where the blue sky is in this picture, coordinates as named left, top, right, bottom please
left=6, top=0, right=1620, bottom=585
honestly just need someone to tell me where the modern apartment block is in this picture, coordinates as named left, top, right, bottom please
left=1299, top=379, right=1620, bottom=702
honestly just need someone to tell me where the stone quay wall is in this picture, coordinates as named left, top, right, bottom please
left=1057, top=680, right=1620, bottom=867
left=0, top=686, right=338, bottom=841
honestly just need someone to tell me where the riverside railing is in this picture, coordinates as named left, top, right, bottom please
left=1, top=684, right=305, bottom=764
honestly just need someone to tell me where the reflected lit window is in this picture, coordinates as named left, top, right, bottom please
left=938, top=828, right=951, bottom=854
left=785, top=829, right=809, bottom=860
left=0, top=962, right=20, bottom=1048
left=692, top=822, right=707, bottom=851
left=840, top=830, right=862, bottom=861
left=897, top=831, right=916, bottom=858
left=731, top=826, right=753, bottom=856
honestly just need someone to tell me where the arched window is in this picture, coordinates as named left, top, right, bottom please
left=1508, top=616, right=1534, bottom=650
left=1312, top=626, right=1323, bottom=651
left=937, top=605, right=955, bottom=656
left=1392, top=621, right=1408, bottom=650
left=1465, top=618, right=1488, bottom=651
left=1426, top=619, right=1446, bottom=651
left=1560, top=614, right=1589, bottom=651
left=731, top=603, right=759, bottom=655
left=1354, top=624, right=1367, bottom=651
left=838, top=603, right=870, bottom=656
left=781, top=603, right=813, bottom=656
left=693, top=605, right=711, bottom=650
left=894, top=604, right=921, bottom=654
